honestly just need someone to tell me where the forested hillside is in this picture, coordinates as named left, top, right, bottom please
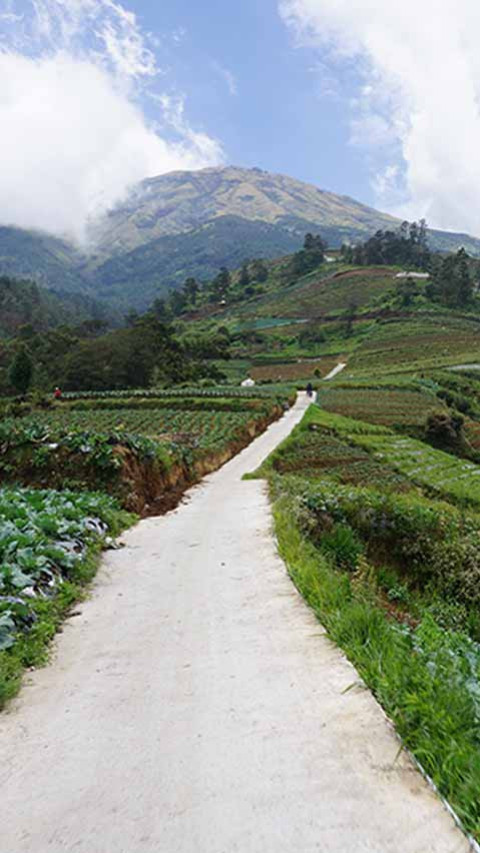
left=0, top=276, right=107, bottom=338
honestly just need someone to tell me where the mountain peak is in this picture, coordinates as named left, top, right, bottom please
left=94, top=165, right=399, bottom=257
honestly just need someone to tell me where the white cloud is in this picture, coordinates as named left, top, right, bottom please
left=0, top=0, right=224, bottom=242
left=279, top=0, right=480, bottom=236
left=211, top=60, right=238, bottom=96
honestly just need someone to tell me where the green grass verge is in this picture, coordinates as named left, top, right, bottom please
left=273, top=492, right=480, bottom=841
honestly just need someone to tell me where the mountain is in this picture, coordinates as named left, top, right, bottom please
left=90, top=166, right=401, bottom=257
left=91, top=166, right=480, bottom=259
left=90, top=216, right=306, bottom=312
left=3, top=166, right=480, bottom=314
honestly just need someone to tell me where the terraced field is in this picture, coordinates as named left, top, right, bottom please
left=272, top=428, right=413, bottom=490
left=350, top=316, right=480, bottom=374
left=250, top=357, right=339, bottom=382
left=291, top=405, right=480, bottom=509
left=240, top=267, right=396, bottom=320
left=351, top=431, right=480, bottom=508
left=19, top=407, right=258, bottom=452
left=316, top=385, right=446, bottom=429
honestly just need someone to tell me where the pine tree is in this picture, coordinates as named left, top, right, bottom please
left=183, top=277, right=200, bottom=306
left=8, top=346, right=33, bottom=395
left=239, top=263, right=250, bottom=288
left=456, top=249, right=473, bottom=306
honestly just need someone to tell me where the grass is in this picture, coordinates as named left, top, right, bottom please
left=273, top=495, right=480, bottom=840
left=256, top=393, right=480, bottom=841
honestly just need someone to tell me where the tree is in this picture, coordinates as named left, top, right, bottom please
left=343, top=301, right=357, bottom=337
left=239, top=263, right=250, bottom=288
left=8, top=346, right=33, bottom=395
left=456, top=248, right=473, bottom=306
left=347, top=221, right=430, bottom=270
left=183, top=277, right=200, bottom=306
left=168, top=289, right=188, bottom=316
left=427, top=248, right=472, bottom=308
left=398, top=276, right=419, bottom=307
left=250, top=259, right=268, bottom=282
left=210, top=267, right=231, bottom=301
left=151, top=298, right=170, bottom=320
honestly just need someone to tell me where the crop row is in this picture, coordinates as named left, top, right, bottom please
left=0, top=487, right=128, bottom=653
left=18, top=408, right=260, bottom=453
left=316, top=387, right=445, bottom=428
left=352, top=432, right=480, bottom=508
left=61, top=385, right=287, bottom=402
left=351, top=318, right=480, bottom=373
left=272, top=429, right=412, bottom=491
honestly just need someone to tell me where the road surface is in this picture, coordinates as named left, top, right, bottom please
left=324, top=362, right=347, bottom=381
left=0, top=394, right=471, bottom=852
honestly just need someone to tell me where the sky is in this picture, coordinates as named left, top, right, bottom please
left=1, top=0, right=480, bottom=242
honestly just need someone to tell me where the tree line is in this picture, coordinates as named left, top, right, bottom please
left=341, top=220, right=430, bottom=269
left=1, top=311, right=231, bottom=396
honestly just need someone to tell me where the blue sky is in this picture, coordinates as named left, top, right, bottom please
left=134, top=0, right=371, bottom=202
left=2, top=0, right=480, bottom=240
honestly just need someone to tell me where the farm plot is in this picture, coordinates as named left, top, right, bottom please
left=2, top=392, right=287, bottom=512
left=0, top=486, right=131, bottom=706
left=316, top=386, right=446, bottom=430
left=250, top=358, right=339, bottom=382
left=243, top=268, right=395, bottom=320
left=21, top=407, right=259, bottom=454
left=272, top=428, right=412, bottom=491
left=350, top=316, right=480, bottom=374
left=353, top=432, right=480, bottom=508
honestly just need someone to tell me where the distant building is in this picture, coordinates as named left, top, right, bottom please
left=395, top=272, right=430, bottom=279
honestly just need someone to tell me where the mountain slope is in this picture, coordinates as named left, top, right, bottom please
left=2, top=166, right=480, bottom=315
left=91, top=166, right=480, bottom=260
left=93, top=216, right=305, bottom=311
left=0, top=276, right=109, bottom=337
left=0, top=227, right=89, bottom=294
left=91, top=166, right=401, bottom=257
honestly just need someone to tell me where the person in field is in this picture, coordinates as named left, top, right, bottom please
left=53, top=387, right=62, bottom=400
left=306, top=382, right=313, bottom=398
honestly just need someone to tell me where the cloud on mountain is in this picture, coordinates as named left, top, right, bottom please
left=0, top=0, right=223, bottom=242
left=280, top=0, right=480, bottom=236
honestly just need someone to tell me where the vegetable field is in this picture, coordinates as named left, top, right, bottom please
left=250, top=358, right=339, bottom=382
left=316, top=385, right=446, bottom=429
left=350, top=316, right=480, bottom=374
left=0, top=486, right=131, bottom=706
left=18, top=407, right=260, bottom=453
left=0, top=387, right=288, bottom=512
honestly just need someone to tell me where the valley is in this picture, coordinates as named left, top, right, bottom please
left=2, top=188, right=480, bottom=848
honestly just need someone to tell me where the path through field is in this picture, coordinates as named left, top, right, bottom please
left=324, top=361, right=347, bottom=381
left=0, top=395, right=471, bottom=852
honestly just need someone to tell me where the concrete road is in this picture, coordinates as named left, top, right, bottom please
left=0, top=395, right=471, bottom=852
